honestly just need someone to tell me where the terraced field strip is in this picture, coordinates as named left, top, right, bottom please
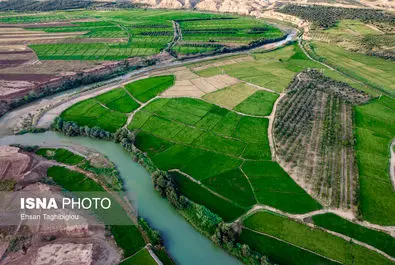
left=307, top=42, right=395, bottom=97
left=312, top=213, right=395, bottom=258
left=242, top=211, right=394, bottom=265
left=354, top=96, right=395, bottom=225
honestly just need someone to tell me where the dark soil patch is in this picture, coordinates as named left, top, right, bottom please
left=0, top=73, right=54, bottom=82
left=0, top=51, right=32, bottom=55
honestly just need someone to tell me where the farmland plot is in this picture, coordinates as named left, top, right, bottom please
left=194, top=43, right=371, bottom=94
left=273, top=70, right=370, bottom=208
left=129, top=97, right=321, bottom=218
left=242, top=211, right=393, bottom=265
left=354, top=96, right=395, bottom=225
left=312, top=213, right=395, bottom=256
left=178, top=17, right=284, bottom=45
left=125, top=75, right=174, bottom=102
left=61, top=87, right=138, bottom=132
left=2, top=10, right=286, bottom=61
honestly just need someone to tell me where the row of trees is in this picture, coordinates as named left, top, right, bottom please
left=278, top=4, right=394, bottom=29
left=0, top=0, right=93, bottom=12
left=0, top=0, right=140, bottom=11
left=2, top=58, right=157, bottom=119
left=176, top=35, right=287, bottom=60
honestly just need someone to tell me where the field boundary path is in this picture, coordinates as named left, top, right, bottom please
left=267, top=92, right=285, bottom=161
left=390, top=140, right=395, bottom=190
left=146, top=244, right=163, bottom=265
left=242, top=226, right=343, bottom=264
left=240, top=205, right=395, bottom=261
left=243, top=225, right=395, bottom=262
left=298, top=39, right=388, bottom=96
left=165, top=20, right=181, bottom=52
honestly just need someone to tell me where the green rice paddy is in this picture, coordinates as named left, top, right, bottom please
left=312, top=213, right=395, bottom=257
left=60, top=76, right=173, bottom=133
left=354, top=96, right=395, bottom=225
left=130, top=97, right=320, bottom=218
left=242, top=211, right=393, bottom=265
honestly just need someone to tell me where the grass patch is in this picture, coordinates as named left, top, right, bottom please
left=311, top=42, right=395, bottom=97
left=196, top=44, right=322, bottom=92
left=125, top=75, right=174, bottom=102
left=110, top=226, right=147, bottom=258
left=119, top=248, right=157, bottom=265
left=141, top=116, right=185, bottom=140
left=47, top=166, right=104, bottom=192
left=354, top=96, right=395, bottom=225
left=171, top=171, right=246, bottom=221
left=242, top=161, right=322, bottom=213
left=243, top=211, right=392, bottom=265
left=239, top=228, right=341, bottom=265
left=234, top=90, right=279, bottom=116
left=312, top=213, right=395, bottom=257
left=202, top=83, right=256, bottom=109
left=36, top=148, right=84, bottom=165
left=202, top=169, right=256, bottom=207
left=234, top=116, right=270, bottom=160
left=193, top=132, right=246, bottom=156
left=60, top=98, right=127, bottom=133
left=95, top=88, right=139, bottom=113
left=212, top=111, right=241, bottom=137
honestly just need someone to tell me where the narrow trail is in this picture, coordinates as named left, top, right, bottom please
left=267, top=92, right=285, bottom=161
left=243, top=224, right=395, bottom=263
left=146, top=244, right=163, bottom=265
left=390, top=140, right=395, bottom=190
left=242, top=227, right=342, bottom=264
left=298, top=39, right=335, bottom=71
left=297, top=39, right=379, bottom=95
left=243, top=81, right=277, bottom=94
left=124, top=96, right=159, bottom=129
left=168, top=169, right=243, bottom=208
left=165, top=20, right=181, bottom=52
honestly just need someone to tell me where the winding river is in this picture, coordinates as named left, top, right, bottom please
left=0, top=131, right=242, bottom=265
left=0, top=28, right=298, bottom=264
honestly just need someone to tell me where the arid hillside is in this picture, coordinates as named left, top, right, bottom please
left=130, top=0, right=394, bottom=14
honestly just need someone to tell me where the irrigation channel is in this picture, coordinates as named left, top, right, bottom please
left=0, top=131, right=242, bottom=265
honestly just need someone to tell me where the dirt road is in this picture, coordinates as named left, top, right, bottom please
left=390, top=140, right=395, bottom=190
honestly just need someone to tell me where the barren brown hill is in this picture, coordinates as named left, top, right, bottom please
left=130, top=0, right=394, bottom=13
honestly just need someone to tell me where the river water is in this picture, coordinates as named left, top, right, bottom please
left=0, top=131, right=242, bottom=265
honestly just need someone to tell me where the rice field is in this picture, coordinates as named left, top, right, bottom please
left=242, top=211, right=393, bottom=265
left=312, top=213, right=395, bottom=257
left=354, top=96, right=395, bottom=225
left=130, top=97, right=321, bottom=218
left=310, top=42, right=395, bottom=97
left=60, top=76, right=173, bottom=132
left=178, top=17, right=283, bottom=45
left=2, top=9, right=285, bottom=60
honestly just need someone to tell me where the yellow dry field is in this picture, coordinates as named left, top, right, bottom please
left=190, top=55, right=254, bottom=72
left=202, top=82, right=256, bottom=109
left=160, top=66, right=240, bottom=98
